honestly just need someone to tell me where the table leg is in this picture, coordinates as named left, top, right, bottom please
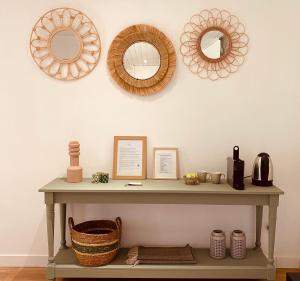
left=267, top=196, right=278, bottom=281
left=46, top=203, right=55, bottom=263
left=255, top=205, right=263, bottom=249
left=59, top=203, right=67, bottom=249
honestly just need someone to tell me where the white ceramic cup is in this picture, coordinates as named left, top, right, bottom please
left=208, top=172, right=225, bottom=184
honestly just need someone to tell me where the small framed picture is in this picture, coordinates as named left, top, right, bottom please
left=113, top=136, right=147, bottom=180
left=153, top=148, right=179, bottom=179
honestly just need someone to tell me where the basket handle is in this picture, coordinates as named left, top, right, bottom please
left=68, top=217, right=75, bottom=231
left=116, top=217, right=122, bottom=245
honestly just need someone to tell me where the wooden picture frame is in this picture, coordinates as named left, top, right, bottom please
left=113, top=136, right=147, bottom=180
left=153, top=148, right=179, bottom=180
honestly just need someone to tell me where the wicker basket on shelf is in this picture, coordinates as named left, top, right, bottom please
left=68, top=217, right=122, bottom=266
left=183, top=175, right=200, bottom=185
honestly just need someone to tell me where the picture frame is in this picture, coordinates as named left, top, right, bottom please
left=113, top=136, right=147, bottom=180
left=153, top=148, right=179, bottom=179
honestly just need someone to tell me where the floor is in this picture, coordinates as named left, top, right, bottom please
left=1, top=268, right=300, bottom=281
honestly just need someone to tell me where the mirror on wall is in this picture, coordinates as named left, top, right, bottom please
left=30, top=8, right=101, bottom=80
left=123, top=42, right=161, bottom=80
left=180, top=9, right=249, bottom=80
left=200, top=30, right=229, bottom=60
left=107, top=24, right=176, bottom=96
left=51, top=30, right=81, bottom=61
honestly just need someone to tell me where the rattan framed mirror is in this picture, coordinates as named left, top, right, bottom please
left=180, top=9, right=249, bottom=81
left=30, top=8, right=101, bottom=81
left=107, top=24, right=176, bottom=96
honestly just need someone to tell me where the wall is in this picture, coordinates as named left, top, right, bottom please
left=0, top=0, right=300, bottom=267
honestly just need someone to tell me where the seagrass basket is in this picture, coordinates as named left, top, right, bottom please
left=68, top=217, right=122, bottom=266
left=183, top=175, right=200, bottom=185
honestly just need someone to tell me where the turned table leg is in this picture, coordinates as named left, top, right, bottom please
left=46, top=203, right=55, bottom=263
left=46, top=193, right=56, bottom=281
left=255, top=205, right=263, bottom=249
left=60, top=203, right=67, bottom=249
left=267, top=196, right=279, bottom=281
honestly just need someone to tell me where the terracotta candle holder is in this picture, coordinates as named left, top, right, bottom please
left=67, top=141, right=83, bottom=183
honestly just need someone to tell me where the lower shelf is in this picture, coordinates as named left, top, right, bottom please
left=51, top=247, right=273, bottom=279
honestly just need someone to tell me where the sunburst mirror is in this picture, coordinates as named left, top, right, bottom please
left=30, top=8, right=101, bottom=80
left=107, top=24, right=176, bottom=96
left=180, top=9, right=249, bottom=80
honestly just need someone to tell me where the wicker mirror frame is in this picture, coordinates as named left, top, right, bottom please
left=30, top=8, right=101, bottom=81
left=107, top=24, right=176, bottom=96
left=180, top=9, right=249, bottom=81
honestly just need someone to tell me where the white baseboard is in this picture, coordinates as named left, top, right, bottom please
left=0, top=255, right=47, bottom=267
left=276, top=256, right=300, bottom=268
left=0, top=255, right=299, bottom=268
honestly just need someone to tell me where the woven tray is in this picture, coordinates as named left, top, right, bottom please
left=126, top=244, right=196, bottom=265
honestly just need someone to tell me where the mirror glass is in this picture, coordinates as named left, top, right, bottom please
left=123, top=42, right=160, bottom=80
left=51, top=30, right=81, bottom=61
left=200, top=30, right=229, bottom=59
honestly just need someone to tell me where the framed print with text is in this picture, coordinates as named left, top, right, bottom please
left=113, top=136, right=147, bottom=180
left=153, top=148, right=179, bottom=179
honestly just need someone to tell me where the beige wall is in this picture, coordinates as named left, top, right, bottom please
left=0, top=0, right=300, bottom=267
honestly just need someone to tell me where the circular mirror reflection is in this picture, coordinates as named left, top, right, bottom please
left=51, top=30, right=81, bottom=61
left=200, top=30, right=229, bottom=59
left=123, top=42, right=160, bottom=80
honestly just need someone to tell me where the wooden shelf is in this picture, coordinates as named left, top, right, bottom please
left=54, top=247, right=269, bottom=279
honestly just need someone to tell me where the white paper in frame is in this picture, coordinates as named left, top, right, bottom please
left=153, top=148, right=179, bottom=179
left=113, top=136, right=147, bottom=180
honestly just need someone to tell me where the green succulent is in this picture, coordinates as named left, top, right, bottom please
left=91, top=172, right=109, bottom=183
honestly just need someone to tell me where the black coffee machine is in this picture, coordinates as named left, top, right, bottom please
left=227, top=146, right=245, bottom=190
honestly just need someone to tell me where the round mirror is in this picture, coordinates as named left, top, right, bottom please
left=123, top=42, right=160, bottom=80
left=51, top=30, right=81, bottom=61
left=200, top=30, right=229, bottom=59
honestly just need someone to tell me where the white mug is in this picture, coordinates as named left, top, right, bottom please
left=208, top=172, right=225, bottom=184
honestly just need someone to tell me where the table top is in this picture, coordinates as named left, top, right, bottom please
left=39, top=178, right=284, bottom=195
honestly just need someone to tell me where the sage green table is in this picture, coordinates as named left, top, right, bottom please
left=39, top=178, right=283, bottom=281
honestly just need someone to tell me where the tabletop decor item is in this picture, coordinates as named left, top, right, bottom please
left=197, top=171, right=208, bottom=183
left=153, top=148, right=179, bottom=179
left=68, top=217, right=122, bottom=266
left=113, top=136, right=147, bottom=180
left=67, top=141, right=82, bottom=183
left=227, top=146, right=244, bottom=190
left=30, top=8, right=101, bottom=80
left=252, top=153, right=273, bottom=186
left=180, top=9, right=249, bottom=80
left=210, top=229, right=226, bottom=259
left=126, top=244, right=196, bottom=265
left=183, top=173, right=199, bottom=185
left=107, top=24, right=176, bottom=95
left=230, top=230, right=246, bottom=259
left=91, top=172, right=109, bottom=183
left=207, top=172, right=225, bottom=184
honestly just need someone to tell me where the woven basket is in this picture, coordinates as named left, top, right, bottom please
left=68, top=217, right=122, bottom=266
left=183, top=175, right=200, bottom=185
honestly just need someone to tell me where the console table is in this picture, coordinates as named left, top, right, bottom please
left=39, top=178, right=283, bottom=281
